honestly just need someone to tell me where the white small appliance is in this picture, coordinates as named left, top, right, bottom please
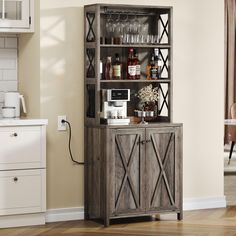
left=4, top=92, right=27, bottom=118
left=101, top=89, right=130, bottom=125
left=2, top=106, right=16, bottom=118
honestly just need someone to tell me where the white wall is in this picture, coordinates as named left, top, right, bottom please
left=173, top=0, right=224, bottom=200
left=0, top=36, right=18, bottom=114
left=38, top=0, right=224, bottom=211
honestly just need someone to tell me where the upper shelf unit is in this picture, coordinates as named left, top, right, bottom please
left=0, top=0, right=34, bottom=33
left=84, top=4, right=173, bottom=125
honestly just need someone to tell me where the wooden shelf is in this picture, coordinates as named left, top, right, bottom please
left=100, top=44, right=170, bottom=49
left=100, top=79, right=171, bottom=83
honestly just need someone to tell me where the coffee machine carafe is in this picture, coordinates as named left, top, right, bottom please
left=101, top=89, right=130, bottom=125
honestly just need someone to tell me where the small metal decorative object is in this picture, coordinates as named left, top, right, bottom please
left=135, top=110, right=154, bottom=124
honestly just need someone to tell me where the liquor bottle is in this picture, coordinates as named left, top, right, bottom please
left=150, top=53, right=158, bottom=79
left=112, top=53, right=122, bottom=80
left=146, top=53, right=157, bottom=80
left=104, top=56, right=112, bottom=80
left=134, top=49, right=140, bottom=80
left=127, top=48, right=136, bottom=80
left=154, top=48, right=162, bottom=79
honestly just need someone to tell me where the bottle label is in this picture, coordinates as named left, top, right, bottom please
left=136, top=65, right=141, bottom=75
left=150, top=68, right=157, bottom=79
left=128, top=65, right=136, bottom=76
left=113, top=65, right=121, bottom=77
left=100, top=61, right=103, bottom=73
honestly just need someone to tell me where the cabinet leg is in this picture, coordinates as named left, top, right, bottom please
left=104, top=217, right=110, bottom=227
left=84, top=212, right=89, bottom=221
left=177, top=212, right=183, bottom=220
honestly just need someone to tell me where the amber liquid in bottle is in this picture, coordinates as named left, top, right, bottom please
left=104, top=56, right=112, bottom=80
left=112, top=53, right=122, bottom=80
left=146, top=54, right=157, bottom=80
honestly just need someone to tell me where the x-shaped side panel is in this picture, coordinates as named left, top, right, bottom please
left=158, top=84, right=169, bottom=115
left=159, top=16, right=169, bottom=43
left=86, top=49, right=95, bottom=78
left=86, top=13, right=96, bottom=42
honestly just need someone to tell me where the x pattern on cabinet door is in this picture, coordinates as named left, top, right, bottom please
left=114, top=133, right=142, bottom=212
left=148, top=131, right=176, bottom=209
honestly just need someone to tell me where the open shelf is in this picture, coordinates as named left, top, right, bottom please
left=100, top=44, right=171, bottom=49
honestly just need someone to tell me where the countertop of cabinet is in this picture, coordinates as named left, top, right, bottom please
left=0, top=118, right=48, bottom=126
left=86, top=122, right=183, bottom=129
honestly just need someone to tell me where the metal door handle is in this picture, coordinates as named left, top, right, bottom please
left=138, top=140, right=146, bottom=145
left=138, top=140, right=151, bottom=145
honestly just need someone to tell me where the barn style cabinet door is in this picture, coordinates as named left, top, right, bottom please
left=145, top=127, right=182, bottom=219
left=109, top=128, right=146, bottom=217
left=107, top=126, right=182, bottom=221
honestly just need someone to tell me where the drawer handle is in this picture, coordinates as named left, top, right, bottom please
left=13, top=177, right=18, bottom=182
left=11, top=133, right=18, bottom=137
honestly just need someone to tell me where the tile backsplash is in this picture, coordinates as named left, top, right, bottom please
left=0, top=36, right=18, bottom=113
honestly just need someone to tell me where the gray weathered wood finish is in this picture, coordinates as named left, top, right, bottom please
left=84, top=3, right=181, bottom=227
left=84, top=4, right=173, bottom=125
left=109, top=128, right=146, bottom=216
left=84, top=124, right=183, bottom=226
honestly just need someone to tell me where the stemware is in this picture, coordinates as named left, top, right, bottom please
left=105, top=14, right=114, bottom=44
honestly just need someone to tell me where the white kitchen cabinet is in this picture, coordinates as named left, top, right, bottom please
left=0, top=0, right=34, bottom=33
left=0, top=169, right=46, bottom=216
left=0, top=119, right=47, bottom=228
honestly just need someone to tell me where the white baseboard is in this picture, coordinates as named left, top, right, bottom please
left=46, top=196, right=226, bottom=223
left=46, top=207, right=84, bottom=223
left=183, top=196, right=226, bottom=211
left=0, top=213, right=45, bottom=228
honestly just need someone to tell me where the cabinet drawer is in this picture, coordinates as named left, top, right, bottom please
left=0, top=126, right=45, bottom=170
left=0, top=169, right=46, bottom=216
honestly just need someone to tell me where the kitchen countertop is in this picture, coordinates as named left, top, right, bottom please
left=0, top=118, right=48, bottom=126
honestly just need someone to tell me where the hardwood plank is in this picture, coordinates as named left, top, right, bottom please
left=2, top=207, right=236, bottom=236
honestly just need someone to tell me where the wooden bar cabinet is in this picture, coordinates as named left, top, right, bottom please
left=84, top=4, right=183, bottom=226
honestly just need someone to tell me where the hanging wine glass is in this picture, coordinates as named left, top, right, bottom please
left=123, top=14, right=130, bottom=44
left=105, top=14, right=114, bottom=44
left=114, top=13, right=122, bottom=44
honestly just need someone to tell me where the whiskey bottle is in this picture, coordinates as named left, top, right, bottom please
left=134, top=49, right=140, bottom=80
left=146, top=53, right=157, bottom=80
left=127, top=48, right=136, bottom=80
left=154, top=48, right=162, bottom=79
left=104, top=56, right=112, bottom=80
left=150, top=53, right=157, bottom=79
left=112, top=53, right=122, bottom=80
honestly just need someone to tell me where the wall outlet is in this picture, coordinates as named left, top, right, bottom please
left=58, top=115, right=66, bottom=131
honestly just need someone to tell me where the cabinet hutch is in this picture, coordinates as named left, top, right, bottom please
left=84, top=4, right=183, bottom=226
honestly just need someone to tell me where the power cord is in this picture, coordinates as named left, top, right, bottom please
left=61, top=119, right=84, bottom=165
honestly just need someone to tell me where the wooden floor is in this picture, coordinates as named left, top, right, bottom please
left=2, top=207, right=236, bottom=236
